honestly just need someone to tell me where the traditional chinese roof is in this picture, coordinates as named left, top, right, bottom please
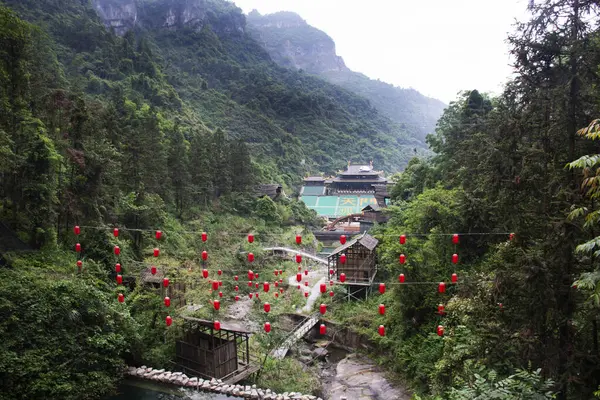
left=329, top=233, right=379, bottom=256
left=362, top=204, right=382, bottom=212
left=303, top=176, right=326, bottom=182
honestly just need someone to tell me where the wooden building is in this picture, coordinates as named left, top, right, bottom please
left=175, top=317, right=258, bottom=384
left=328, top=233, right=379, bottom=299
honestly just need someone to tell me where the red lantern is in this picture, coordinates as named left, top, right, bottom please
left=378, top=325, right=385, bottom=336
left=304, top=269, right=309, bottom=276
left=255, top=283, right=259, bottom=288
left=218, top=291, right=223, bottom=298
left=166, top=316, right=172, bottom=327
left=452, top=253, right=458, bottom=264
left=319, top=303, right=327, bottom=315
left=248, top=270, right=254, bottom=281
left=113, top=245, right=120, bottom=256
left=118, top=293, right=124, bottom=303
left=329, top=269, right=334, bottom=276
left=280, top=288, right=284, bottom=293
left=304, top=292, right=309, bottom=298
left=297, top=285, right=301, bottom=289
left=201, top=232, right=207, bottom=242
left=217, top=269, right=222, bottom=276
left=116, top=274, right=123, bottom=285
left=153, top=248, right=159, bottom=257
left=212, top=281, right=219, bottom=291
left=320, top=283, right=327, bottom=293
left=274, top=281, right=279, bottom=287
left=437, top=325, right=444, bottom=336
left=509, top=232, right=515, bottom=241
left=296, top=273, right=302, bottom=282
left=115, top=263, right=121, bottom=273
left=329, top=291, right=334, bottom=297
left=214, top=320, right=221, bottom=331
left=163, top=277, right=169, bottom=288
left=340, top=254, right=347, bottom=264
left=452, top=234, right=459, bottom=245
left=296, top=254, right=302, bottom=263
left=340, top=273, right=346, bottom=283
left=320, top=324, right=326, bottom=335
left=298, top=266, right=301, bottom=271
left=264, top=322, right=271, bottom=333
left=264, top=302, right=271, bottom=313
left=255, top=272, right=259, bottom=279
left=280, top=278, right=283, bottom=283
left=248, top=234, right=254, bottom=243
left=279, top=269, right=283, bottom=275
left=248, top=281, right=253, bottom=287
left=113, top=228, right=119, bottom=237
left=248, top=253, right=255, bottom=262
left=77, top=260, right=82, bottom=269
left=74, top=226, right=80, bottom=235
left=202, top=269, right=208, bottom=279
left=438, top=282, right=446, bottom=293
left=498, top=303, right=504, bottom=310
left=379, top=304, right=385, bottom=315
left=399, top=273, right=405, bottom=283
left=202, top=251, right=208, bottom=261
left=235, top=295, right=240, bottom=301
left=399, top=254, right=406, bottom=264
left=234, top=275, right=239, bottom=281
left=330, top=280, right=334, bottom=286
left=274, top=270, right=278, bottom=276
left=75, top=243, right=81, bottom=253
left=234, top=285, right=239, bottom=291
left=379, top=283, right=386, bottom=295
left=340, top=235, right=346, bottom=244
left=399, top=234, right=406, bottom=244
left=263, top=282, right=270, bottom=292
left=151, top=265, right=157, bottom=275
left=296, top=235, right=302, bottom=245
left=213, top=300, right=220, bottom=310
left=164, top=297, right=171, bottom=307
left=156, top=230, right=162, bottom=240
left=275, top=292, right=279, bottom=298
left=304, top=281, right=309, bottom=287
left=256, top=292, right=260, bottom=299
left=451, top=273, right=458, bottom=283
left=438, top=304, right=445, bottom=315
left=249, top=293, right=253, bottom=299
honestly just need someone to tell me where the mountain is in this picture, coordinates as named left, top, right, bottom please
left=246, top=10, right=446, bottom=142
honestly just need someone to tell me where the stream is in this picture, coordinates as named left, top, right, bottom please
left=107, top=378, right=242, bottom=400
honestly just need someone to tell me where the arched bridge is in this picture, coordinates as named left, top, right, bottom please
left=262, top=247, right=328, bottom=265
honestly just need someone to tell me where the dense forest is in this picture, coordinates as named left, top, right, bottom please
left=3, top=0, right=600, bottom=399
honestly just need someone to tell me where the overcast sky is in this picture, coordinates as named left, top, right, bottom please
left=231, top=0, right=531, bottom=103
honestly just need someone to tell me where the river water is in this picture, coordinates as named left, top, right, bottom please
left=107, top=379, right=242, bottom=400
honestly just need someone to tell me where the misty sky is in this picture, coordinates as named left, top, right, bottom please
left=231, top=0, right=531, bottom=103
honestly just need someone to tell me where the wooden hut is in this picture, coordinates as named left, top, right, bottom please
left=328, top=233, right=379, bottom=299
left=175, top=317, right=258, bottom=384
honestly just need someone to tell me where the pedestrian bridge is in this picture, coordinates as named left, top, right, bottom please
left=262, top=247, right=328, bottom=265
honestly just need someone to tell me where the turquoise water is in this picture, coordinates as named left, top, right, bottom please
left=107, top=379, right=242, bottom=400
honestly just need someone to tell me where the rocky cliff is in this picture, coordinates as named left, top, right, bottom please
left=92, top=0, right=245, bottom=35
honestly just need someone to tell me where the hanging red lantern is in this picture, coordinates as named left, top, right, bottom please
left=166, top=316, right=172, bottom=327
left=452, top=234, right=459, bottom=245
left=319, top=303, right=327, bottom=315
left=249, top=293, right=253, bottom=299
left=255, top=272, right=259, bottom=279
left=280, top=278, right=283, bottom=283
left=340, top=235, right=347, bottom=244
left=113, top=228, right=119, bottom=237
left=509, top=232, right=515, bottom=241
left=213, top=300, right=220, bottom=310
left=255, top=282, right=259, bottom=288
left=235, top=295, right=240, bottom=301
left=452, top=253, right=458, bottom=264
left=153, top=248, right=159, bottom=257
left=279, top=269, right=283, bottom=275
left=296, top=273, right=302, bottom=282
left=151, top=265, right=157, bottom=275
left=275, top=292, right=279, bottom=298
left=248, top=253, right=255, bottom=262
left=264, top=322, right=271, bottom=333
left=217, top=269, right=222, bottom=276
left=451, top=273, right=458, bottom=283
left=320, top=324, right=326, bottom=335
left=340, top=273, right=346, bottom=283
left=274, top=270, right=278, bottom=276
left=296, top=254, right=302, bottom=263
left=379, top=283, right=386, bottom=295
left=437, top=325, right=444, bottom=337
left=218, top=291, right=223, bottom=298
left=164, top=297, right=171, bottom=307
left=114, top=245, right=121, bottom=256
left=296, top=235, right=302, bottom=245
left=438, top=282, right=446, bottom=293
left=298, top=266, right=301, bottom=271
left=399, top=234, right=406, bottom=244
left=320, top=283, right=327, bottom=293
left=438, top=304, right=445, bottom=315
left=219, top=280, right=222, bottom=287
left=255, top=292, right=260, bottom=299
left=118, top=293, right=124, bottom=303
left=304, top=281, right=309, bottom=287
left=248, top=270, right=254, bottom=281
left=274, top=281, right=279, bottom=287
left=340, top=254, right=347, bottom=264
left=304, top=292, right=309, bottom=298
left=498, top=303, right=504, bottom=310
left=163, top=277, right=169, bottom=287
left=74, top=226, right=80, bottom=235
left=234, top=285, right=239, bottom=291
left=234, top=275, right=239, bottom=281
left=214, top=320, right=221, bottom=331
left=75, top=243, right=81, bottom=253
left=304, top=269, right=309, bottom=276
left=115, top=263, right=121, bottom=273
left=280, top=288, right=284, bottom=293
left=248, top=281, right=253, bottom=287
left=399, top=273, right=405, bottom=283
left=399, top=254, right=406, bottom=264
left=379, top=304, right=386, bottom=315
left=116, top=274, right=123, bottom=285
left=201, top=232, right=207, bottom=242
left=263, top=282, right=270, bottom=292
left=156, top=230, right=162, bottom=240
left=77, top=260, right=82, bottom=269
left=212, top=281, right=219, bottom=291
left=202, top=251, right=208, bottom=261
left=297, top=285, right=301, bottom=289
left=264, top=302, right=271, bottom=313
left=329, top=291, right=334, bottom=297
left=330, top=280, right=334, bottom=286
left=247, top=234, right=254, bottom=243
left=378, top=325, right=385, bottom=336
left=202, top=269, right=208, bottom=279
left=329, top=269, right=334, bottom=276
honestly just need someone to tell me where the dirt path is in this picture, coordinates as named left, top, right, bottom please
left=225, top=295, right=259, bottom=332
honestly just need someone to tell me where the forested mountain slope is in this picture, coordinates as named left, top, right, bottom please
left=246, top=10, right=446, bottom=142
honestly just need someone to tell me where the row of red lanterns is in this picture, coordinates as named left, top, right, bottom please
left=74, top=225, right=164, bottom=240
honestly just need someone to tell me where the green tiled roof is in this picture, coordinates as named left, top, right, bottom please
left=299, top=195, right=379, bottom=218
